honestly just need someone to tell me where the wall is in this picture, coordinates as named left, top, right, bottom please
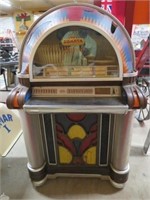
left=133, top=0, right=150, bottom=24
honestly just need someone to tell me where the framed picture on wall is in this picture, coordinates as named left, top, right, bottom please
left=14, top=12, right=33, bottom=34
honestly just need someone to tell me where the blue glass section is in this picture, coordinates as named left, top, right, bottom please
left=24, top=90, right=32, bottom=102
left=83, top=9, right=102, bottom=23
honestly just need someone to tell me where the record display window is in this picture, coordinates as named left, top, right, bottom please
left=33, top=26, right=119, bottom=80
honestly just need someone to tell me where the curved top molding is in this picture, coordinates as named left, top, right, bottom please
left=19, top=3, right=135, bottom=80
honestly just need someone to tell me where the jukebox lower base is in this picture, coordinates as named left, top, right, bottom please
left=27, top=162, right=129, bottom=188
left=20, top=101, right=134, bottom=189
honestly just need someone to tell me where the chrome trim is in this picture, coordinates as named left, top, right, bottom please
left=123, top=71, right=138, bottom=77
left=17, top=74, right=29, bottom=78
left=110, top=163, right=130, bottom=174
left=50, top=114, right=57, bottom=165
left=46, top=173, right=109, bottom=179
left=24, top=105, right=128, bottom=114
left=109, top=179, right=125, bottom=189
left=42, top=114, right=57, bottom=165
left=27, top=162, right=46, bottom=173
left=98, top=114, right=102, bottom=166
left=107, top=115, right=111, bottom=165
left=111, top=114, right=116, bottom=159
left=99, top=114, right=111, bottom=166
left=33, top=176, right=48, bottom=187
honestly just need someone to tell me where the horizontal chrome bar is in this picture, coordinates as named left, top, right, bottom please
left=24, top=104, right=128, bottom=114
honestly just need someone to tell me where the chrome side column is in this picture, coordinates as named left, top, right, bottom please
left=110, top=111, right=134, bottom=187
left=19, top=111, right=45, bottom=169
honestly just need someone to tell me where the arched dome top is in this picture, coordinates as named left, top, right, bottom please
left=19, top=3, right=136, bottom=82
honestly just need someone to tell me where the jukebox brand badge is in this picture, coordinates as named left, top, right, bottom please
left=61, top=37, right=85, bottom=46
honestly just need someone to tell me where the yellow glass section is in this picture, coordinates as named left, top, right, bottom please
left=83, top=146, right=96, bottom=164
left=68, top=125, right=86, bottom=139
left=58, top=146, right=72, bottom=164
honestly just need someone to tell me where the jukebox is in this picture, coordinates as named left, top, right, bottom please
left=7, top=3, right=147, bottom=188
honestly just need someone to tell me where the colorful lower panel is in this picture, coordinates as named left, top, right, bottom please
left=43, top=113, right=113, bottom=167
left=55, top=113, right=98, bottom=165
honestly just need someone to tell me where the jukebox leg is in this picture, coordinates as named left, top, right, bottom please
left=110, top=111, right=134, bottom=188
left=20, top=111, right=47, bottom=186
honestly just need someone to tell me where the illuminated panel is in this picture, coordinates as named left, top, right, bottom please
left=32, top=86, right=121, bottom=97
